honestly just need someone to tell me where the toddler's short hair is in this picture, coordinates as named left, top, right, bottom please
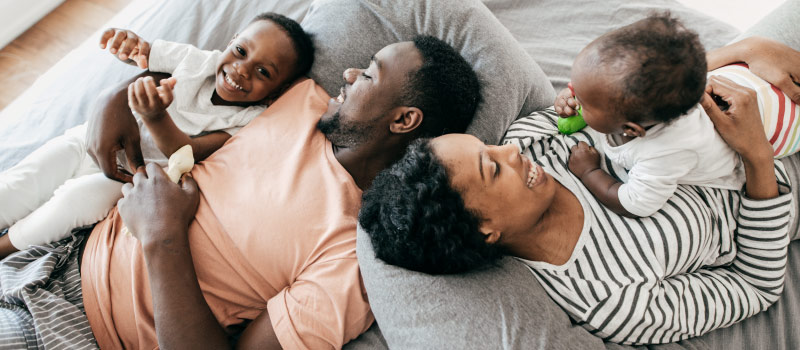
left=252, top=12, right=315, bottom=81
left=596, top=12, right=706, bottom=123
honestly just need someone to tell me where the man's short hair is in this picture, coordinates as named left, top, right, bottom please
left=399, top=36, right=481, bottom=137
left=596, top=12, right=706, bottom=123
left=252, top=12, right=315, bottom=81
left=359, top=138, right=502, bottom=274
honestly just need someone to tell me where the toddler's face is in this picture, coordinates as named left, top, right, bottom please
left=215, top=20, right=298, bottom=104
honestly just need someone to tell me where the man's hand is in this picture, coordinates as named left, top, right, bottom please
left=118, top=163, right=199, bottom=247
left=569, top=141, right=602, bottom=179
left=87, top=72, right=172, bottom=183
left=128, top=76, right=176, bottom=122
left=100, top=28, right=151, bottom=69
left=707, top=36, right=800, bottom=104
left=554, top=87, right=579, bottom=117
left=741, top=37, right=800, bottom=104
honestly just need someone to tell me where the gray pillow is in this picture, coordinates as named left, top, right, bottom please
left=356, top=225, right=607, bottom=349
left=300, top=0, right=555, bottom=145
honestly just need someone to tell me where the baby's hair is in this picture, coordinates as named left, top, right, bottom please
left=595, top=12, right=706, bottom=124
left=251, top=12, right=315, bottom=81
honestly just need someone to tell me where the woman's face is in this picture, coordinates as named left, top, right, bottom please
left=430, top=134, right=558, bottom=243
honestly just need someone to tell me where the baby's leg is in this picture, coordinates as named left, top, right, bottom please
left=6, top=172, right=123, bottom=251
left=0, top=124, right=93, bottom=229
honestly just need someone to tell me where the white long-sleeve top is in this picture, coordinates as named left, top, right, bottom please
left=598, top=106, right=745, bottom=217
left=131, top=40, right=265, bottom=166
left=502, top=108, right=792, bottom=345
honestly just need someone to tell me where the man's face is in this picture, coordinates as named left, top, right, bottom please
left=318, top=42, right=423, bottom=147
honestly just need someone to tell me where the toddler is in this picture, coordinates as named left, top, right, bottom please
left=557, top=13, right=799, bottom=217
left=0, top=12, right=314, bottom=257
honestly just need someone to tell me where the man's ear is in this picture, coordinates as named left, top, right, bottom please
left=389, top=107, right=423, bottom=134
left=480, top=224, right=502, bottom=245
left=622, top=121, right=648, bottom=138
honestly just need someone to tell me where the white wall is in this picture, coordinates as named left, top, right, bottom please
left=0, top=0, right=65, bottom=49
left=675, top=0, right=786, bottom=32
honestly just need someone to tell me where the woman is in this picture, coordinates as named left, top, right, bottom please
left=359, top=37, right=800, bottom=345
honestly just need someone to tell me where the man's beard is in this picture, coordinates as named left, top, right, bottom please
left=317, top=110, right=375, bottom=148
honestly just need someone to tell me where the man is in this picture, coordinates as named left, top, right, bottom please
left=0, top=36, right=480, bottom=349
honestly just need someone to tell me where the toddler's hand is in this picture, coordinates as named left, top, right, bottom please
left=128, top=76, right=176, bottom=121
left=568, top=142, right=601, bottom=179
left=100, top=28, right=151, bottom=69
left=554, top=87, right=579, bottom=117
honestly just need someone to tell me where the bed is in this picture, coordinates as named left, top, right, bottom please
left=0, top=0, right=797, bottom=349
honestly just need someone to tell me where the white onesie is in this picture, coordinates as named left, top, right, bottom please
left=0, top=40, right=265, bottom=249
left=599, top=106, right=745, bottom=217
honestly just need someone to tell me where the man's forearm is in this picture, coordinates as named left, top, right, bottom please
left=579, top=169, right=634, bottom=217
left=142, top=233, right=230, bottom=350
left=707, top=36, right=765, bottom=71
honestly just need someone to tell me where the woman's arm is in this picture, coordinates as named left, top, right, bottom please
left=586, top=193, right=791, bottom=344
left=707, top=36, right=800, bottom=104
left=117, top=164, right=281, bottom=349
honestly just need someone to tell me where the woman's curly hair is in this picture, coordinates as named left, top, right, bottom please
left=359, top=138, right=503, bottom=274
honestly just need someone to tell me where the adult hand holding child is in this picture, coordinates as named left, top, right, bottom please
left=707, top=36, right=800, bottom=104
left=118, top=163, right=199, bottom=247
left=702, top=76, right=778, bottom=200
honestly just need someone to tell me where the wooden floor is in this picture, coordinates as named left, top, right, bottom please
left=0, top=0, right=131, bottom=112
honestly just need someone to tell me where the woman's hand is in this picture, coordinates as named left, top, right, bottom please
left=117, top=163, right=199, bottom=248
left=100, top=28, right=151, bottom=69
left=707, top=36, right=800, bottom=104
left=702, top=76, right=772, bottom=161
left=702, top=75, right=778, bottom=199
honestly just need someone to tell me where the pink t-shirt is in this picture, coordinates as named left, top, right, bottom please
left=81, top=79, right=374, bottom=349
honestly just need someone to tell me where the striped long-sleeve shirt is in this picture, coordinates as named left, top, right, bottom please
left=502, top=108, right=793, bottom=345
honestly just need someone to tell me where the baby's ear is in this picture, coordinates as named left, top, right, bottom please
left=622, top=121, right=648, bottom=138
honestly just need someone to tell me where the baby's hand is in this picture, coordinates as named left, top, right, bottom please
left=554, top=86, right=579, bottom=117
left=100, top=28, right=151, bottom=69
left=568, top=141, right=601, bottom=179
left=128, top=77, right=176, bottom=121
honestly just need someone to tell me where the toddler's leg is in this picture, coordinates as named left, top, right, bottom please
left=0, top=124, right=92, bottom=229
left=6, top=173, right=123, bottom=250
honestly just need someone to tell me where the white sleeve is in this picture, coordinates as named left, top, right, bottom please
left=618, top=151, right=699, bottom=216
left=148, top=40, right=203, bottom=74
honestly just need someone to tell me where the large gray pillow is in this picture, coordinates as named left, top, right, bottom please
left=355, top=225, right=607, bottom=349
left=300, top=0, right=556, bottom=145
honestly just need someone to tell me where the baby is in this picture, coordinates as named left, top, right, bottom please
left=558, top=13, right=799, bottom=217
left=0, top=12, right=314, bottom=257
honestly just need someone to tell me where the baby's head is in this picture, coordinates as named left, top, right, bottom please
left=215, top=12, right=314, bottom=104
left=570, top=13, right=706, bottom=136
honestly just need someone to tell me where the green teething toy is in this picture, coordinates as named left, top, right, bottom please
left=557, top=105, right=587, bottom=135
